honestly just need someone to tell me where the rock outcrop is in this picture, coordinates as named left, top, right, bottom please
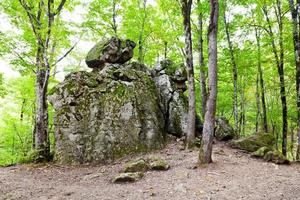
left=153, top=60, right=202, bottom=137
left=85, top=37, right=136, bottom=70
left=49, top=38, right=199, bottom=164
left=49, top=63, right=165, bottom=164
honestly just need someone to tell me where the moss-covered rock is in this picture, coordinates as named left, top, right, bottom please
left=230, top=133, right=275, bottom=152
left=49, top=63, right=166, bottom=165
left=147, top=156, right=170, bottom=171
left=251, top=146, right=272, bottom=158
left=112, top=172, right=143, bottom=183
left=124, top=159, right=149, bottom=173
left=85, top=37, right=136, bottom=69
left=263, top=150, right=290, bottom=164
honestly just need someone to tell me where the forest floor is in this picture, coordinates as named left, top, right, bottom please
left=1, top=140, right=300, bottom=200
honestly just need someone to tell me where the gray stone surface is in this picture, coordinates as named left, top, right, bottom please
left=49, top=46, right=201, bottom=164
left=49, top=63, right=165, bottom=164
left=215, top=117, right=235, bottom=141
left=85, top=37, right=136, bottom=69
left=153, top=60, right=201, bottom=137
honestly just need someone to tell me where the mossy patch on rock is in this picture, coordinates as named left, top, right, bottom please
left=49, top=63, right=166, bottom=165
left=147, top=156, right=170, bottom=171
left=124, top=159, right=149, bottom=173
left=112, top=172, right=144, bottom=183
left=263, top=150, right=290, bottom=165
left=230, top=132, right=275, bottom=152
left=251, top=146, right=272, bottom=158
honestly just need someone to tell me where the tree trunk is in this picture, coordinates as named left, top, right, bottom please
left=197, top=0, right=207, bottom=119
left=255, top=72, right=261, bottom=133
left=112, top=0, right=117, bottom=35
left=180, top=0, right=196, bottom=148
left=263, top=2, right=288, bottom=156
left=223, top=1, right=238, bottom=134
left=288, top=0, right=300, bottom=160
left=240, top=75, right=245, bottom=137
left=255, top=27, right=268, bottom=133
left=34, top=47, right=50, bottom=161
left=138, top=0, right=147, bottom=63
left=199, top=0, right=219, bottom=164
left=164, top=41, right=168, bottom=59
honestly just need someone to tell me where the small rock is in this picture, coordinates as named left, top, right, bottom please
left=82, top=173, right=103, bottom=181
left=263, top=150, right=290, bottom=164
left=147, top=156, right=170, bottom=171
left=251, top=146, right=271, bottom=158
left=112, top=172, right=144, bottom=183
left=174, top=184, right=187, bottom=194
left=124, top=159, right=149, bottom=173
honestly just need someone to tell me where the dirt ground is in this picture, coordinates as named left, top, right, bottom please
left=1, top=141, right=300, bottom=200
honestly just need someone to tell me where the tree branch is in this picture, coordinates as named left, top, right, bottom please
left=53, top=41, right=79, bottom=66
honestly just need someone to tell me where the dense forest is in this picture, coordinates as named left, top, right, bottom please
left=2, top=0, right=300, bottom=199
left=0, top=0, right=300, bottom=167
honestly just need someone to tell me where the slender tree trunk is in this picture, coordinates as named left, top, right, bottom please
left=35, top=47, right=50, bottom=160
left=20, top=99, right=26, bottom=122
left=263, top=2, right=288, bottom=156
left=197, top=0, right=207, bottom=119
left=164, top=41, right=168, bottom=59
left=288, top=0, right=300, bottom=160
left=199, top=0, right=219, bottom=164
left=223, top=1, right=238, bottom=133
left=19, top=0, right=67, bottom=161
left=112, top=0, right=117, bottom=35
left=239, top=75, right=246, bottom=137
left=255, top=27, right=268, bottom=133
left=180, top=0, right=196, bottom=147
left=138, top=0, right=147, bottom=63
left=255, top=72, right=261, bottom=133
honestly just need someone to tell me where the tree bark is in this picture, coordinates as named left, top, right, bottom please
left=288, top=0, right=300, bottom=160
left=262, top=2, right=288, bottom=156
left=199, top=0, right=219, bottom=164
left=180, top=0, right=196, bottom=147
left=197, top=0, right=207, bottom=119
left=255, top=27, right=268, bottom=133
left=223, top=1, right=238, bottom=134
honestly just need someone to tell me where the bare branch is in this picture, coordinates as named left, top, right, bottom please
left=53, top=41, right=79, bottom=66
left=54, top=0, right=67, bottom=16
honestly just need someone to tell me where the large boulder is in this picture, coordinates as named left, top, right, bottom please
left=49, top=38, right=202, bottom=164
left=85, top=37, right=136, bottom=69
left=49, top=63, right=165, bottom=164
left=229, top=132, right=275, bottom=152
left=215, top=117, right=235, bottom=141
